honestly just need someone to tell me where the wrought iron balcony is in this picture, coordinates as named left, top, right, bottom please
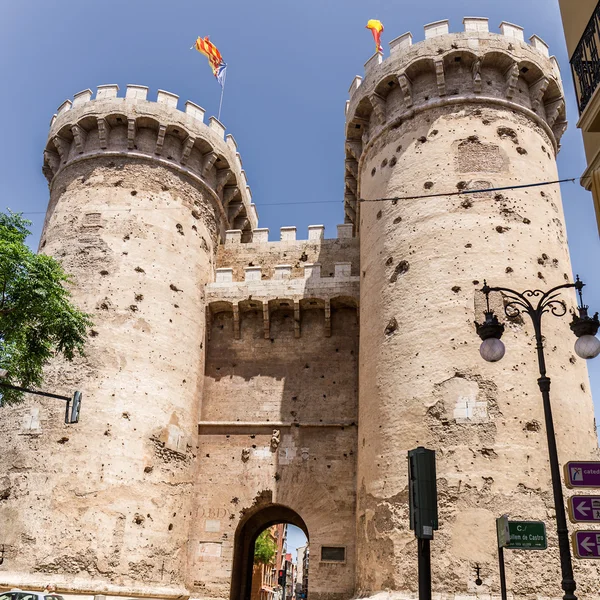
left=571, top=0, right=600, bottom=115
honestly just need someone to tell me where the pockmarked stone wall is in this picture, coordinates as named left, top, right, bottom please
left=346, top=18, right=599, bottom=599
left=0, top=85, right=255, bottom=597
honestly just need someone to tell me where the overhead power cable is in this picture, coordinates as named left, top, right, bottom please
left=359, top=176, right=591, bottom=203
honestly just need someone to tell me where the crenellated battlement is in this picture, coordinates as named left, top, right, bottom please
left=43, top=85, right=257, bottom=236
left=224, top=223, right=354, bottom=245
left=343, top=17, right=567, bottom=229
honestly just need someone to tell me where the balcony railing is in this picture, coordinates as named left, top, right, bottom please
left=571, top=0, right=600, bottom=114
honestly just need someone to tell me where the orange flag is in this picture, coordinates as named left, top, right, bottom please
left=366, top=19, right=384, bottom=54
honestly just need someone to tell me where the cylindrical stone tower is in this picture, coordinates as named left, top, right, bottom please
left=0, top=85, right=255, bottom=596
left=348, top=18, right=598, bottom=598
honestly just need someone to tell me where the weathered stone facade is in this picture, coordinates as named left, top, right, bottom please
left=0, top=16, right=599, bottom=600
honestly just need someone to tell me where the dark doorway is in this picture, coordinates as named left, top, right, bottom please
left=230, top=504, right=309, bottom=600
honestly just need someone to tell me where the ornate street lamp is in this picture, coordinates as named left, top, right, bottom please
left=475, top=276, right=599, bottom=600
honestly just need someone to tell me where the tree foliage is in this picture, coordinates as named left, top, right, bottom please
left=254, top=529, right=277, bottom=565
left=0, top=211, right=92, bottom=404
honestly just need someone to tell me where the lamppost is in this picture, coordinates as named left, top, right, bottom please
left=475, top=276, right=600, bottom=600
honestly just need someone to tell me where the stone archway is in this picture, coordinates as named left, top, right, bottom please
left=230, top=503, right=309, bottom=600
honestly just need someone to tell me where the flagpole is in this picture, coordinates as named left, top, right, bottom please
left=217, top=68, right=227, bottom=122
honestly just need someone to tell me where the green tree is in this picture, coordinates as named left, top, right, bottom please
left=254, top=529, right=277, bottom=565
left=0, top=211, right=92, bottom=404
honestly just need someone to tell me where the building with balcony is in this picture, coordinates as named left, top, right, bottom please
left=560, top=0, right=600, bottom=231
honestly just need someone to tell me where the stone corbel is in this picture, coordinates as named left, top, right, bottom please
left=434, top=58, right=446, bottom=97
left=530, top=76, right=550, bottom=113
left=43, top=149, right=60, bottom=175
left=552, top=120, right=568, bottom=145
left=181, top=135, right=195, bottom=164
left=52, top=135, right=70, bottom=162
left=397, top=72, right=413, bottom=107
left=472, top=59, right=482, bottom=94
left=368, top=93, right=387, bottom=125
left=127, top=118, right=136, bottom=150
left=263, top=304, right=270, bottom=340
left=223, top=186, right=239, bottom=209
left=97, top=118, right=111, bottom=149
left=294, top=301, right=301, bottom=339
left=505, top=63, right=520, bottom=100
left=345, top=140, right=362, bottom=162
left=324, top=299, right=331, bottom=338
left=345, top=203, right=357, bottom=225
left=233, top=304, right=240, bottom=340
left=155, top=124, right=167, bottom=155
left=228, top=202, right=244, bottom=223
left=202, top=151, right=218, bottom=177
left=70, top=125, right=87, bottom=155
left=217, top=169, right=234, bottom=196
left=345, top=176, right=357, bottom=196
left=345, top=158, right=358, bottom=179
left=545, top=98, right=565, bottom=128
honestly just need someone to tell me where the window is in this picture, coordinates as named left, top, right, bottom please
left=320, top=546, right=345, bottom=562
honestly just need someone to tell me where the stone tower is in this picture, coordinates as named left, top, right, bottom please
left=346, top=18, right=598, bottom=598
left=0, top=85, right=255, bottom=596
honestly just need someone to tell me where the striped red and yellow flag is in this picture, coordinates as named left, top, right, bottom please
left=366, top=19, right=384, bottom=54
left=195, top=36, right=223, bottom=74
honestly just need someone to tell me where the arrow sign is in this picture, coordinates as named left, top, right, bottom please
left=568, top=496, right=600, bottom=523
left=565, top=461, right=600, bottom=488
left=573, top=531, right=600, bottom=559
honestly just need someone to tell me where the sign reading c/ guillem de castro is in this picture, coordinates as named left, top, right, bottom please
left=497, top=516, right=547, bottom=550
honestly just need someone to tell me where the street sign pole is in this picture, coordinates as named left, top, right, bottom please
left=418, top=538, right=431, bottom=600
left=498, top=545, right=507, bottom=600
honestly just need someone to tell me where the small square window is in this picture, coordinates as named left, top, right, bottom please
left=320, top=546, right=345, bottom=562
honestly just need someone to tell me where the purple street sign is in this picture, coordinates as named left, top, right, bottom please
left=573, top=531, right=600, bottom=559
left=564, top=461, right=600, bottom=488
left=568, top=496, right=600, bottom=523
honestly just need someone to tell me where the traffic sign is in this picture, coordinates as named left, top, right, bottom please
left=565, top=461, right=600, bottom=488
left=572, top=531, right=600, bottom=559
left=568, top=496, right=600, bottom=523
left=497, top=518, right=547, bottom=550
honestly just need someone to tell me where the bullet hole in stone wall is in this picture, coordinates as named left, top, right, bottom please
left=191, top=210, right=200, bottom=220
left=192, top=225, right=197, bottom=231
left=113, top=180, right=123, bottom=187
left=472, top=280, right=480, bottom=285
left=162, top=185, right=169, bottom=191
left=497, top=127, right=519, bottom=144
left=495, top=226, right=509, bottom=233
left=123, top=234, right=130, bottom=241
left=131, top=190, right=138, bottom=196
left=461, top=199, right=473, bottom=209
left=482, top=119, right=490, bottom=125
left=430, top=130, right=439, bottom=136
left=396, top=145, right=402, bottom=153
left=133, top=514, right=145, bottom=525
left=0, top=477, right=10, bottom=501
left=516, top=147, right=527, bottom=155
left=376, top=210, right=382, bottom=220
left=389, top=156, right=397, bottom=167
left=424, top=181, right=434, bottom=189
left=176, top=224, right=184, bottom=235
left=390, top=261, right=409, bottom=283
left=570, top=356, right=577, bottom=364
left=384, top=317, right=398, bottom=336
left=300, top=252, right=308, bottom=262
left=129, top=305, right=138, bottom=312
left=98, top=298, right=112, bottom=311
left=480, top=448, right=497, bottom=458
left=465, top=243, right=473, bottom=248
left=457, top=181, right=467, bottom=190
left=57, top=437, right=69, bottom=444
left=168, top=524, right=174, bottom=531
left=494, top=194, right=504, bottom=201
left=451, top=286, right=461, bottom=293
left=505, top=267, right=514, bottom=273
left=524, top=420, right=541, bottom=432
left=523, top=218, right=531, bottom=224
left=100, top=270, right=109, bottom=276
left=135, top=293, right=144, bottom=302
left=385, top=257, right=393, bottom=266
left=393, top=216, right=402, bottom=224
left=467, top=135, right=479, bottom=143
left=581, top=383, right=586, bottom=392
left=144, top=466, right=153, bottom=473
left=417, top=136, right=427, bottom=144
left=540, top=191, right=546, bottom=197
left=170, top=283, right=182, bottom=292
left=537, top=272, right=544, bottom=279
left=371, top=168, right=376, bottom=176
left=90, top=330, right=99, bottom=337
left=381, top=159, right=388, bottom=168
left=122, top=412, right=130, bottom=420
left=134, top=266, right=145, bottom=273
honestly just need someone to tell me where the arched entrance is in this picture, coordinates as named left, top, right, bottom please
left=230, top=504, right=309, bottom=600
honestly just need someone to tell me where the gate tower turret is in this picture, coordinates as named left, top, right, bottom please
left=347, top=18, right=598, bottom=597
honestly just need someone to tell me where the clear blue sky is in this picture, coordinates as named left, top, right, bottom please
left=2, top=1, right=600, bottom=424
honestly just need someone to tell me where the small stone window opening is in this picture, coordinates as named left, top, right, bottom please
left=321, top=546, right=346, bottom=562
